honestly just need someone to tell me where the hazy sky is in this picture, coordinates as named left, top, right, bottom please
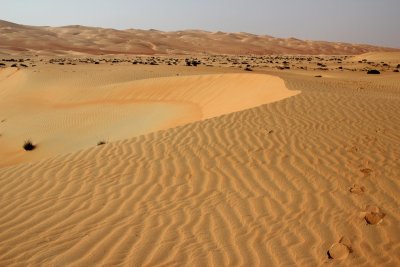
left=1, top=0, right=399, bottom=48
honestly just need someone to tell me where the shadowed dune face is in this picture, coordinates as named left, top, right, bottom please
left=0, top=19, right=399, bottom=56
left=0, top=66, right=299, bottom=167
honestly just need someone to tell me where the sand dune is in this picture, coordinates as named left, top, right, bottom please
left=0, top=64, right=298, bottom=167
left=0, top=68, right=399, bottom=266
left=1, top=19, right=399, bottom=56
left=1, top=23, right=399, bottom=264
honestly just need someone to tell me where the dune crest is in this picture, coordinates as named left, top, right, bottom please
left=0, top=68, right=298, bottom=167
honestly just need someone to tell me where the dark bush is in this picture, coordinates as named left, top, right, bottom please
left=367, top=69, right=380, bottom=74
left=23, top=140, right=36, bottom=151
left=97, top=140, right=107, bottom=146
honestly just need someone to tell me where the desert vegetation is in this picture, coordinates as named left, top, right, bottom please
left=23, top=140, right=36, bottom=151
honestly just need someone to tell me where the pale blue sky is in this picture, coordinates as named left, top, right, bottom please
left=1, top=0, right=399, bottom=47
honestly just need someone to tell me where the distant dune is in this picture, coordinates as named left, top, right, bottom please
left=1, top=19, right=399, bottom=56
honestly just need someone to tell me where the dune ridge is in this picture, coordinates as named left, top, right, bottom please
left=1, top=19, right=399, bottom=56
left=0, top=65, right=298, bottom=167
left=0, top=70, right=399, bottom=266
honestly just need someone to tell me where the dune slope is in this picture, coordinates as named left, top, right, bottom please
left=0, top=65, right=298, bottom=167
left=0, top=72, right=399, bottom=266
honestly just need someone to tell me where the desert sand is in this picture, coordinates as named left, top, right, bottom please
left=0, top=21, right=400, bottom=267
left=0, top=63, right=298, bottom=167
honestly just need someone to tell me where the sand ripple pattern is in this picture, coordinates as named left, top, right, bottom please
left=0, top=74, right=399, bottom=266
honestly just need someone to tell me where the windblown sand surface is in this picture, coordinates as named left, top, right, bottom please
left=0, top=56, right=399, bottom=266
left=1, top=19, right=399, bottom=56
left=0, top=64, right=298, bottom=167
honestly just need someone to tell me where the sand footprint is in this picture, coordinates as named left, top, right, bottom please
left=327, top=236, right=352, bottom=260
left=362, top=205, right=385, bottom=225
left=349, top=184, right=366, bottom=194
left=360, top=168, right=373, bottom=176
